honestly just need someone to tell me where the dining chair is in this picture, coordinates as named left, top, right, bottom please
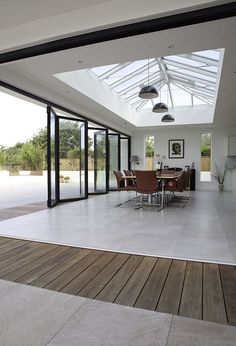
left=164, top=171, right=186, bottom=193
left=113, top=171, right=135, bottom=192
left=134, top=170, right=159, bottom=209
left=123, top=170, right=135, bottom=187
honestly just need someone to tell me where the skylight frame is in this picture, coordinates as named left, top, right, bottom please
left=90, top=49, right=220, bottom=111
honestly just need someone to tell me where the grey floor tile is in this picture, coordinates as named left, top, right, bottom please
left=167, top=315, right=236, bottom=346
left=0, top=284, right=87, bottom=346
left=0, top=279, right=20, bottom=299
left=48, top=299, right=172, bottom=346
left=0, top=190, right=236, bottom=264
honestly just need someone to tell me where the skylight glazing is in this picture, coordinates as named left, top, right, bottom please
left=90, top=50, right=220, bottom=111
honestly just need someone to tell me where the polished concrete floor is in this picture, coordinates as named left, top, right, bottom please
left=0, top=279, right=236, bottom=346
left=0, top=190, right=235, bottom=265
left=0, top=190, right=236, bottom=345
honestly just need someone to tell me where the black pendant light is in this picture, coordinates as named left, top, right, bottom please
left=161, top=113, right=175, bottom=122
left=152, top=102, right=168, bottom=113
left=139, top=59, right=159, bottom=99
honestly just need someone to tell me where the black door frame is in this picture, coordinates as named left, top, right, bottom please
left=47, top=106, right=88, bottom=207
left=88, top=126, right=109, bottom=195
left=108, top=133, right=121, bottom=191
left=47, top=106, right=59, bottom=207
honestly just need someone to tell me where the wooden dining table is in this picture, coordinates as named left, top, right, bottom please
left=122, top=171, right=182, bottom=210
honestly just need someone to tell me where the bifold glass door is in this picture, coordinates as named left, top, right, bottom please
left=108, top=133, right=120, bottom=190
left=47, top=107, right=59, bottom=207
left=47, top=106, right=87, bottom=207
left=88, top=128, right=108, bottom=194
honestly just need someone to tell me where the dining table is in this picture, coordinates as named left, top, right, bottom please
left=121, top=171, right=182, bottom=210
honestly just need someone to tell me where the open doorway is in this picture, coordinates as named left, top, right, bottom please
left=0, top=91, right=47, bottom=220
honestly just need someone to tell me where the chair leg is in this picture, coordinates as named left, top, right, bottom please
left=135, top=191, right=142, bottom=209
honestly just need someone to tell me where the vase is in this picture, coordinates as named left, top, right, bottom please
left=218, top=183, right=224, bottom=192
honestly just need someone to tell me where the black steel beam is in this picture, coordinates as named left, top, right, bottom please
left=0, top=2, right=235, bottom=64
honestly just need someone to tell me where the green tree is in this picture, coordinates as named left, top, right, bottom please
left=20, top=141, right=44, bottom=171
left=59, top=120, right=81, bottom=158
left=5, top=143, right=23, bottom=165
left=145, top=136, right=154, bottom=157
left=0, top=146, right=6, bottom=166
left=201, top=134, right=211, bottom=156
left=32, top=128, right=47, bottom=150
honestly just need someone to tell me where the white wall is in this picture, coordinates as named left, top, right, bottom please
left=131, top=125, right=236, bottom=191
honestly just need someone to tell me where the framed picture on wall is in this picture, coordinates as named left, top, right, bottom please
left=168, top=139, right=184, bottom=159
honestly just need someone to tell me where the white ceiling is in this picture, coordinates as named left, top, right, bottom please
left=0, top=0, right=110, bottom=31
left=0, top=0, right=235, bottom=134
left=0, top=0, right=232, bottom=52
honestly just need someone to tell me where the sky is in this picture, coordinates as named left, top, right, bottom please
left=0, top=91, right=47, bottom=147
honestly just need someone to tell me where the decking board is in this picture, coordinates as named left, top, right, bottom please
left=0, top=236, right=235, bottom=326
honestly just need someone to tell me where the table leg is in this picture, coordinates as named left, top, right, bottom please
left=158, top=179, right=165, bottom=212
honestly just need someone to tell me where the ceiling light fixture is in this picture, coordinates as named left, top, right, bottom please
left=152, top=86, right=168, bottom=113
left=161, top=113, right=175, bottom=122
left=152, top=102, right=168, bottom=113
left=139, top=59, right=159, bottom=99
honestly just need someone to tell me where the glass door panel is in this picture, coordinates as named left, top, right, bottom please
left=88, top=128, right=108, bottom=193
left=108, top=134, right=120, bottom=190
left=79, top=122, right=87, bottom=198
left=47, top=107, right=59, bottom=207
left=59, top=117, right=86, bottom=200
left=120, top=138, right=129, bottom=172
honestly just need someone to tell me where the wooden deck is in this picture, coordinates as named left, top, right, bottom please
left=0, top=236, right=235, bottom=326
left=0, top=202, right=46, bottom=221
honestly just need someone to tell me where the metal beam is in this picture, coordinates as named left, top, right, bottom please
left=135, top=99, right=149, bottom=111
left=158, top=58, right=174, bottom=108
left=98, top=62, right=132, bottom=80
left=162, top=58, right=217, bottom=78
left=110, top=59, right=159, bottom=88
left=179, top=53, right=218, bottom=66
left=118, top=73, right=161, bottom=96
left=0, top=2, right=235, bottom=64
left=171, top=78, right=214, bottom=97
left=171, top=77, right=215, bottom=97
left=174, top=82, right=214, bottom=100
left=172, top=82, right=213, bottom=105
left=167, top=69, right=215, bottom=86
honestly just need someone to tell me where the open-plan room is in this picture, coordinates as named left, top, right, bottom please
left=0, top=1, right=236, bottom=345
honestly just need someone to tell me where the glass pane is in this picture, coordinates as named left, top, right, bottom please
left=166, top=55, right=203, bottom=67
left=50, top=112, right=56, bottom=204
left=194, top=50, right=220, bottom=60
left=145, top=136, right=154, bottom=170
left=80, top=123, right=86, bottom=197
left=120, top=138, right=129, bottom=172
left=59, top=118, right=85, bottom=199
left=109, top=134, right=119, bottom=189
left=193, top=96, right=206, bottom=105
left=88, top=129, right=107, bottom=193
left=92, top=64, right=118, bottom=77
left=200, top=133, right=212, bottom=182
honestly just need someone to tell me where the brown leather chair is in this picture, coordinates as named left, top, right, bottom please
left=164, top=171, right=186, bottom=193
left=184, top=168, right=191, bottom=191
left=134, top=170, right=159, bottom=208
left=123, top=170, right=135, bottom=187
left=123, top=169, right=134, bottom=176
left=113, top=171, right=135, bottom=192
